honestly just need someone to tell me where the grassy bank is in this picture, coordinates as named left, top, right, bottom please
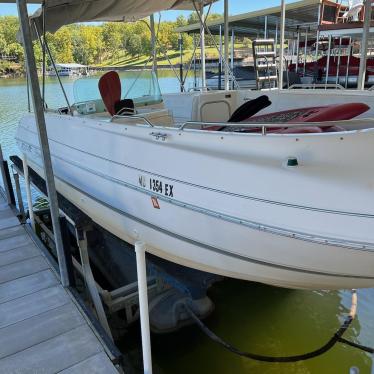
left=95, top=47, right=222, bottom=68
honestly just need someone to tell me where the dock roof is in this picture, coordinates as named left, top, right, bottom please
left=175, top=0, right=323, bottom=38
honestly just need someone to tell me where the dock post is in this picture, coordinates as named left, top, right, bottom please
left=22, top=155, right=35, bottom=229
left=224, top=0, right=229, bottom=90
left=12, top=168, right=25, bottom=219
left=16, top=0, right=70, bottom=287
left=230, top=29, right=235, bottom=90
left=0, top=145, right=15, bottom=206
left=179, top=33, right=184, bottom=92
left=150, top=14, right=158, bottom=78
left=200, top=0, right=206, bottom=90
left=135, top=241, right=153, bottom=374
left=218, top=25, right=222, bottom=90
left=278, top=0, right=286, bottom=89
left=358, top=0, right=372, bottom=89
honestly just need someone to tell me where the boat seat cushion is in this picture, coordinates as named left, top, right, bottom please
left=114, top=98, right=135, bottom=115
left=98, top=71, right=122, bottom=116
left=228, top=95, right=272, bottom=122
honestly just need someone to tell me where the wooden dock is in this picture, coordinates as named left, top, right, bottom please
left=0, top=194, right=120, bottom=373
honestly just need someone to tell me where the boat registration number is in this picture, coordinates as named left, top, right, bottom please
left=139, top=176, right=174, bottom=197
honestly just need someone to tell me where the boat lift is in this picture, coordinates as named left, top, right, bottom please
left=177, top=0, right=374, bottom=90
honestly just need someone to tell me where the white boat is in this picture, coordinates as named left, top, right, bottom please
left=15, top=0, right=374, bottom=291
left=47, top=63, right=89, bottom=77
left=16, top=69, right=374, bottom=290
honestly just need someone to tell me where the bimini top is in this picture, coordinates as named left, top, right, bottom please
left=8, top=0, right=215, bottom=35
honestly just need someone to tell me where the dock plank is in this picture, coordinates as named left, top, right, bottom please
left=0, top=208, right=17, bottom=220
left=0, top=244, right=39, bottom=266
left=0, top=214, right=19, bottom=230
left=0, top=285, right=70, bottom=329
left=0, top=269, right=58, bottom=304
left=0, top=303, right=84, bottom=360
left=0, top=199, right=8, bottom=211
left=59, top=352, right=119, bottom=374
left=0, top=225, right=26, bottom=241
left=0, top=325, right=103, bottom=373
left=0, top=255, right=50, bottom=284
left=0, top=233, right=33, bottom=252
left=0, top=196, right=118, bottom=373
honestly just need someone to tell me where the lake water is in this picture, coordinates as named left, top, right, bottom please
left=0, top=72, right=373, bottom=374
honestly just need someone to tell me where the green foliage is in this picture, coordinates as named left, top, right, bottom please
left=0, top=13, right=221, bottom=68
left=243, top=37, right=251, bottom=48
left=71, top=25, right=104, bottom=65
left=0, top=16, right=23, bottom=61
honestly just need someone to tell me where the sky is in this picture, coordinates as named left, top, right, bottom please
left=0, top=1, right=295, bottom=20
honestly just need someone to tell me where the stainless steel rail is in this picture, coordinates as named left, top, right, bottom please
left=179, top=120, right=352, bottom=134
left=288, top=83, right=345, bottom=90
left=110, top=114, right=154, bottom=127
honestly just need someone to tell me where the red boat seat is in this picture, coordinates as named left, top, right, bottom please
left=289, top=103, right=369, bottom=123
left=98, top=71, right=121, bottom=116
left=228, top=95, right=271, bottom=122
left=203, top=102, right=368, bottom=134
left=250, top=103, right=369, bottom=123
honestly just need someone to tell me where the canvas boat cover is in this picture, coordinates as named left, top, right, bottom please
left=26, top=0, right=215, bottom=34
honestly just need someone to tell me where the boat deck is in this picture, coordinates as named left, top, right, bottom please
left=0, top=195, right=119, bottom=373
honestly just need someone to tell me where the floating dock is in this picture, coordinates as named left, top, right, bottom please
left=0, top=194, right=119, bottom=373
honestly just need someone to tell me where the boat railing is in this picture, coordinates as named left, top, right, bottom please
left=110, top=114, right=154, bottom=127
left=188, top=86, right=212, bottom=92
left=288, top=83, right=345, bottom=90
left=180, top=120, right=352, bottom=135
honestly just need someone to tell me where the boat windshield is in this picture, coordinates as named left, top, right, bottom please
left=73, top=70, right=162, bottom=104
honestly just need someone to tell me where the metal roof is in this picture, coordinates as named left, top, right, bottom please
left=175, top=0, right=323, bottom=38
left=1, top=0, right=42, bottom=2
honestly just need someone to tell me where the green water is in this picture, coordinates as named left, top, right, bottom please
left=0, top=73, right=373, bottom=374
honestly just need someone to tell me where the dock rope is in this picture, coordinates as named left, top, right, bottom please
left=184, top=289, right=374, bottom=362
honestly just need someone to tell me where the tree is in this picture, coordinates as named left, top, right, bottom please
left=243, top=37, right=251, bottom=48
left=176, top=15, right=188, bottom=27
left=0, top=16, right=23, bottom=61
left=71, top=25, right=103, bottom=65
left=127, top=34, right=143, bottom=57
left=102, top=22, right=123, bottom=60
left=51, top=26, right=74, bottom=63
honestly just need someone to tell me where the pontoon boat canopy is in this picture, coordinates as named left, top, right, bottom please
left=5, top=0, right=215, bottom=35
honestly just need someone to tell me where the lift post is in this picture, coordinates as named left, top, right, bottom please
left=0, top=145, right=15, bottom=206
left=357, top=0, right=372, bottom=89
left=22, top=154, right=35, bottom=229
left=16, top=0, right=70, bottom=287
left=11, top=167, right=25, bottom=221
left=278, top=0, right=286, bottom=89
left=135, top=241, right=153, bottom=374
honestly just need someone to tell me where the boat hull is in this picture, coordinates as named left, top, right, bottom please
left=16, top=112, right=374, bottom=290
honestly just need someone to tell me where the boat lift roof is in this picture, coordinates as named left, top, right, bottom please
left=176, top=0, right=323, bottom=38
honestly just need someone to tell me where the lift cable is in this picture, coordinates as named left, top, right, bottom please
left=184, top=289, right=374, bottom=362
